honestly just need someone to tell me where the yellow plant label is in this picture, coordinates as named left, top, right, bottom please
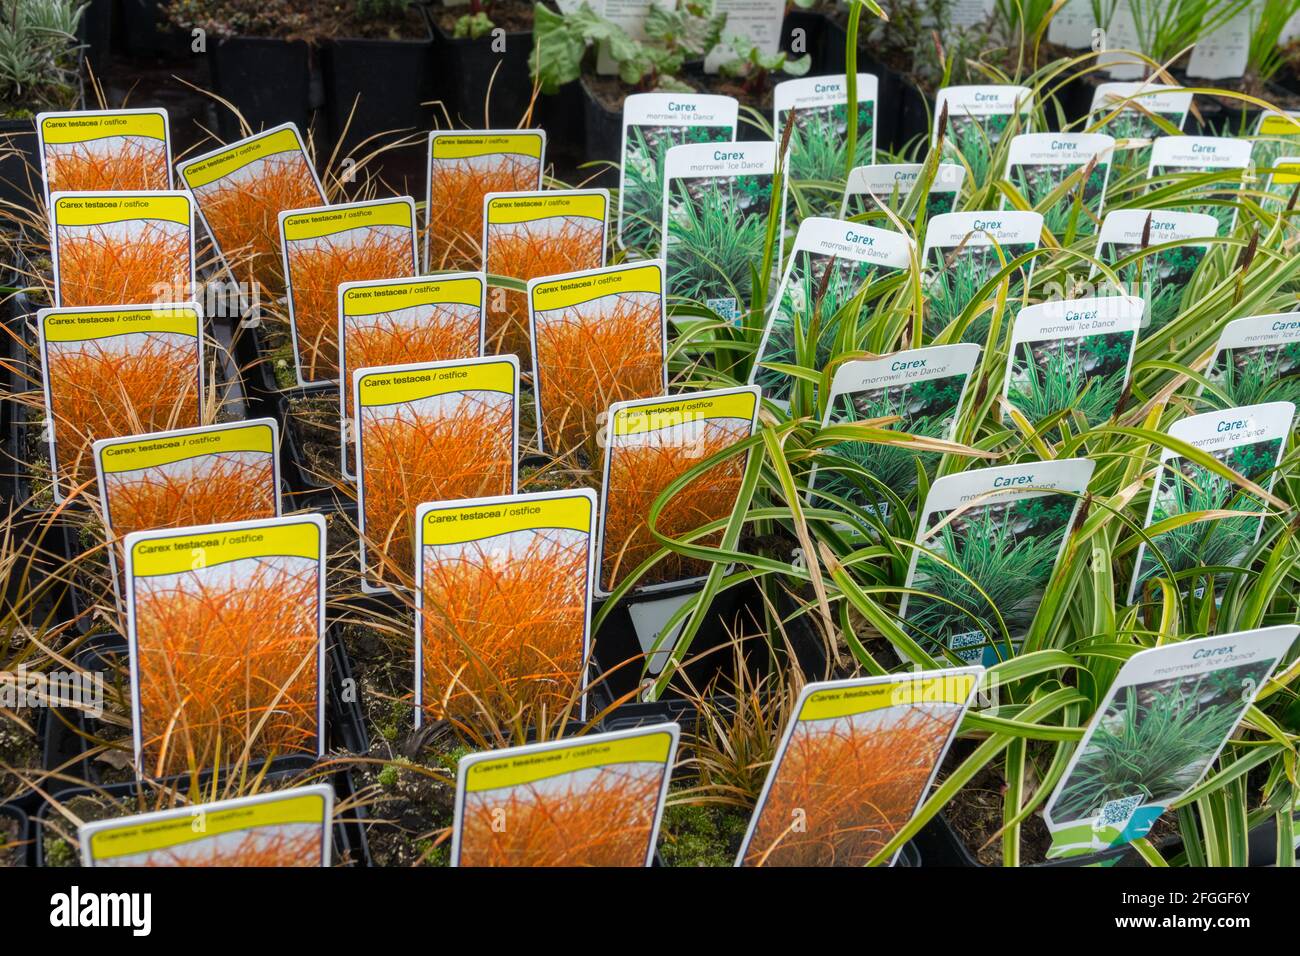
left=98, top=422, right=274, bottom=475
left=798, top=672, right=979, bottom=722
left=463, top=729, right=675, bottom=792
left=486, top=191, right=608, bottom=226
left=52, top=193, right=190, bottom=228
left=357, top=358, right=516, bottom=408
left=179, top=126, right=308, bottom=189
left=431, top=132, right=544, bottom=161
left=612, top=390, right=757, bottom=438
left=40, top=111, right=166, bottom=145
left=530, top=262, right=662, bottom=313
left=421, top=492, right=593, bottom=547
left=282, top=198, right=416, bottom=242
left=342, top=275, right=483, bottom=317
left=41, top=305, right=200, bottom=344
left=129, top=517, right=322, bottom=578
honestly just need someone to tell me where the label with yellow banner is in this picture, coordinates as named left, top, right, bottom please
left=80, top=784, right=333, bottom=867
left=281, top=196, right=417, bottom=242
left=451, top=724, right=679, bottom=867
left=484, top=189, right=609, bottom=228
left=37, top=108, right=172, bottom=200
left=736, top=668, right=983, bottom=868
left=125, top=513, right=323, bottom=579
left=414, top=489, right=598, bottom=723
left=429, top=130, right=546, bottom=162
left=177, top=123, right=319, bottom=191
left=607, top=386, right=758, bottom=440
left=51, top=191, right=190, bottom=228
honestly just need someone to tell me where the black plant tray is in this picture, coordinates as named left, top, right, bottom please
left=0, top=803, right=32, bottom=867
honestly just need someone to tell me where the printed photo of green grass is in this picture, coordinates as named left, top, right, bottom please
left=1010, top=161, right=1106, bottom=238
left=1100, top=241, right=1206, bottom=334
left=1097, top=109, right=1182, bottom=172
left=622, top=124, right=731, bottom=254
left=815, top=372, right=968, bottom=512
left=665, top=172, right=773, bottom=321
left=755, top=252, right=880, bottom=404
left=945, top=112, right=1010, bottom=185
left=906, top=493, right=1076, bottom=663
left=1203, top=340, right=1300, bottom=410
left=924, top=241, right=1034, bottom=344
left=1005, top=331, right=1133, bottom=430
left=1051, top=660, right=1275, bottom=823
left=1150, top=164, right=1239, bottom=235
left=783, top=102, right=874, bottom=221
left=1132, top=437, right=1283, bottom=598
left=846, top=183, right=957, bottom=221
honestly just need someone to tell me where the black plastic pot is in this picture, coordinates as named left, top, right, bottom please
left=912, top=811, right=1183, bottom=867
left=210, top=36, right=316, bottom=144
left=279, top=383, right=349, bottom=510
left=536, top=82, right=587, bottom=163
left=820, top=19, right=929, bottom=155
left=78, top=0, right=116, bottom=71
left=0, top=803, right=31, bottom=867
left=580, top=78, right=623, bottom=188
left=120, top=0, right=193, bottom=60
left=426, top=16, right=534, bottom=129
left=781, top=9, right=829, bottom=73
left=33, top=757, right=369, bottom=866
left=0, top=118, right=44, bottom=221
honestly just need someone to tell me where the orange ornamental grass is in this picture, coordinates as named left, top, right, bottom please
left=742, top=707, right=958, bottom=867
left=104, top=452, right=276, bottom=536
left=192, top=152, right=323, bottom=293
left=287, top=228, right=414, bottom=381
left=44, top=138, right=169, bottom=194
left=421, top=528, right=586, bottom=724
left=55, top=221, right=190, bottom=307
left=343, top=304, right=481, bottom=422
left=127, top=825, right=321, bottom=867
left=601, top=419, right=749, bottom=592
left=427, top=153, right=540, bottom=271
left=486, top=218, right=605, bottom=357
left=460, top=764, right=662, bottom=866
left=48, top=333, right=199, bottom=487
left=535, top=293, right=663, bottom=460
left=361, top=393, right=514, bottom=584
left=133, top=555, right=319, bottom=777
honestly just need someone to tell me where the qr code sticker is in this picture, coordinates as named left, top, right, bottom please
left=706, top=297, right=739, bottom=321
left=1094, top=795, right=1143, bottom=832
left=947, top=631, right=985, bottom=664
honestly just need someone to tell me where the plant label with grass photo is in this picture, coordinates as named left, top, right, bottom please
left=921, top=210, right=1042, bottom=345
left=1088, top=83, right=1191, bottom=173
left=841, top=163, right=966, bottom=220
left=452, top=723, right=679, bottom=867
left=177, top=123, right=326, bottom=294
left=753, top=217, right=912, bottom=408
left=280, top=196, right=419, bottom=385
left=1202, top=313, right=1300, bottom=410
left=736, top=668, right=982, bottom=867
left=1092, top=209, right=1218, bottom=334
left=425, top=130, right=546, bottom=272
left=597, top=385, right=760, bottom=597
left=662, top=140, right=779, bottom=324
left=1147, top=136, right=1252, bottom=235
left=528, top=261, right=667, bottom=461
left=94, top=418, right=281, bottom=607
left=934, top=85, right=1031, bottom=186
left=900, top=457, right=1096, bottom=666
left=337, top=273, right=486, bottom=479
left=1003, top=133, right=1114, bottom=240
left=1127, top=401, right=1295, bottom=604
left=1250, top=110, right=1300, bottom=199
left=355, top=356, right=519, bottom=594
left=810, top=343, right=981, bottom=523
left=1043, top=626, right=1299, bottom=859
left=37, top=108, right=172, bottom=202
left=1001, top=294, right=1142, bottom=432
left=415, top=488, right=597, bottom=727
left=38, top=302, right=204, bottom=502
left=618, top=94, right=738, bottom=255
left=79, top=784, right=334, bottom=867
left=124, top=513, right=326, bottom=777
left=483, top=189, right=610, bottom=357
left=774, top=74, right=878, bottom=224
left=49, top=191, right=195, bottom=308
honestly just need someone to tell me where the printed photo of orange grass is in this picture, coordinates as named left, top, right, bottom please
left=126, top=516, right=324, bottom=778
left=39, top=109, right=171, bottom=199
left=51, top=192, right=193, bottom=308
left=81, top=785, right=331, bottom=867
left=180, top=124, right=325, bottom=293
left=282, top=198, right=419, bottom=383
left=416, top=490, right=595, bottom=726
left=41, top=305, right=203, bottom=497
left=454, top=726, right=677, bottom=867
left=356, top=358, right=518, bottom=591
left=484, top=191, right=608, bottom=357
left=425, top=131, right=544, bottom=271
left=530, top=263, right=666, bottom=462
left=739, top=672, right=978, bottom=867
left=599, top=389, right=758, bottom=594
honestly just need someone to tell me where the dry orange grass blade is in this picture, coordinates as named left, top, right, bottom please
left=601, top=420, right=749, bottom=593
left=129, top=826, right=321, bottom=867
left=485, top=218, right=605, bottom=356
left=427, top=153, right=540, bottom=271
left=361, top=394, right=514, bottom=584
left=535, top=293, right=663, bottom=460
left=55, top=221, right=190, bottom=307
left=343, top=304, right=481, bottom=422
left=287, top=228, right=415, bottom=381
left=44, top=139, right=169, bottom=194
left=421, top=529, right=587, bottom=724
left=134, top=556, right=320, bottom=777
left=191, top=152, right=323, bottom=293
left=48, top=334, right=200, bottom=488
left=460, top=765, right=662, bottom=866
left=742, top=708, right=958, bottom=867
left=104, top=452, right=276, bottom=536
